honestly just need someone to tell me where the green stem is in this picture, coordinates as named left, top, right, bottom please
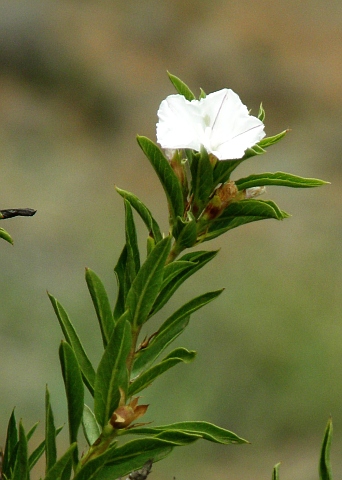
left=126, top=326, right=141, bottom=375
left=77, top=424, right=117, bottom=471
left=165, top=241, right=184, bottom=265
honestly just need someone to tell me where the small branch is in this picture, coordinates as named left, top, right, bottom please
left=0, top=208, right=36, bottom=219
left=117, top=459, right=153, bottom=480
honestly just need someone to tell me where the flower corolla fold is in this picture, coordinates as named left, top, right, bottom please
left=157, top=89, right=265, bottom=160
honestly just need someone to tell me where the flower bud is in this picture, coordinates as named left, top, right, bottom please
left=110, top=397, right=149, bottom=430
left=202, top=181, right=238, bottom=220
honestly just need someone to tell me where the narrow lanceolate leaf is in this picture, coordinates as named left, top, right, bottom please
left=45, top=387, right=57, bottom=474
left=128, top=348, right=196, bottom=397
left=44, top=443, right=77, bottom=480
left=136, top=136, right=184, bottom=223
left=132, top=315, right=190, bottom=379
left=115, top=187, right=163, bottom=243
left=0, top=227, right=13, bottom=244
left=160, top=260, right=197, bottom=290
left=212, top=158, right=244, bottom=186
left=94, top=313, right=132, bottom=427
left=2, top=408, right=18, bottom=477
left=85, top=268, right=114, bottom=347
left=72, top=445, right=117, bottom=480
left=190, top=148, right=214, bottom=218
left=28, top=426, right=63, bottom=472
left=59, top=341, right=84, bottom=468
left=172, top=215, right=197, bottom=248
left=125, top=236, right=171, bottom=328
left=124, top=199, right=140, bottom=283
left=167, top=71, right=196, bottom=101
left=151, top=250, right=218, bottom=316
left=199, top=88, right=206, bottom=99
left=123, top=421, right=249, bottom=445
left=319, top=418, right=333, bottom=480
left=48, top=293, right=96, bottom=396
left=92, top=438, right=175, bottom=480
left=113, top=245, right=128, bottom=321
left=258, top=103, right=265, bottom=122
left=202, top=199, right=289, bottom=242
left=133, top=288, right=223, bottom=378
left=241, top=143, right=266, bottom=161
left=154, top=430, right=201, bottom=445
left=258, top=129, right=288, bottom=149
left=12, top=421, right=28, bottom=480
left=82, top=405, right=101, bottom=446
left=150, top=259, right=197, bottom=315
left=272, top=463, right=281, bottom=480
left=26, top=422, right=39, bottom=442
left=235, top=171, right=329, bottom=190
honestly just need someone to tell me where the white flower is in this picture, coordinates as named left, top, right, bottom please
left=156, top=89, right=265, bottom=160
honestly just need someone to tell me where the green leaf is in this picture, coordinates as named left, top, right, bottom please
left=190, top=147, right=213, bottom=218
left=44, top=443, right=77, bottom=480
left=150, top=250, right=218, bottom=316
left=94, top=313, right=132, bottom=427
left=12, top=421, right=29, bottom=480
left=72, top=445, right=117, bottom=480
left=45, top=387, right=57, bottom=474
left=92, top=438, right=174, bottom=480
left=319, top=418, right=333, bottom=480
left=258, top=129, right=288, bottom=149
left=133, top=288, right=223, bottom=378
left=115, top=187, right=162, bottom=243
left=167, top=71, right=196, bottom=101
left=202, top=199, right=289, bottom=242
left=212, top=159, right=244, bottom=186
left=59, top=341, right=84, bottom=469
left=125, top=236, right=171, bottom=328
left=137, top=136, right=184, bottom=224
left=128, top=348, right=196, bottom=397
left=132, top=315, right=190, bottom=379
left=85, top=268, right=114, bottom=347
left=199, top=88, right=206, bottom=99
left=242, top=144, right=266, bottom=160
left=161, top=260, right=197, bottom=289
left=26, top=422, right=39, bottom=442
left=2, top=408, right=18, bottom=477
left=48, top=293, right=96, bottom=396
left=124, top=421, right=249, bottom=445
left=154, top=430, right=201, bottom=444
left=113, top=245, right=128, bottom=320
left=0, top=227, right=13, bottom=244
left=124, top=199, right=140, bottom=284
left=258, top=102, right=265, bottom=122
left=235, top=171, right=329, bottom=190
left=82, top=405, right=101, bottom=446
left=272, top=463, right=281, bottom=480
left=172, top=215, right=198, bottom=249
left=29, top=426, right=63, bottom=472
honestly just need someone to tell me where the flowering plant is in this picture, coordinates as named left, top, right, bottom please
left=0, top=73, right=332, bottom=480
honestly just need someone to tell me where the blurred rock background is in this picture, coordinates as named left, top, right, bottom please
left=0, top=1, right=341, bottom=479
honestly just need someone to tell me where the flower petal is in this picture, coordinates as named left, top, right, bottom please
left=156, top=88, right=265, bottom=160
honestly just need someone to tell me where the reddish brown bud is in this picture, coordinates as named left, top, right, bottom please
left=202, top=181, right=238, bottom=220
left=110, top=397, right=149, bottom=430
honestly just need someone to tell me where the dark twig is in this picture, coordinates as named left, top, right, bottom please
left=0, top=208, right=36, bottom=219
left=118, top=459, right=153, bottom=480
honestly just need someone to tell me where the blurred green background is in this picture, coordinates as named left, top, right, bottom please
left=0, top=1, right=341, bottom=479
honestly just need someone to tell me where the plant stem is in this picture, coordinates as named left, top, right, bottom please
left=165, top=241, right=183, bottom=265
left=126, top=326, right=141, bottom=376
